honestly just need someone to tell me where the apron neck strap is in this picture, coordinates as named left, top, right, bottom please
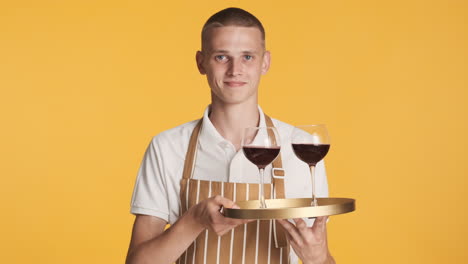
left=181, top=115, right=286, bottom=199
left=182, top=119, right=203, bottom=180
left=264, top=116, right=286, bottom=199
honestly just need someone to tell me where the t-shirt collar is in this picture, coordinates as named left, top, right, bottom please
left=199, top=105, right=267, bottom=150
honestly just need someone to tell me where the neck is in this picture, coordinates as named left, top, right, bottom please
left=209, top=101, right=260, bottom=151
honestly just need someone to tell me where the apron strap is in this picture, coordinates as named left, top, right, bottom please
left=182, top=119, right=203, bottom=180
left=264, top=115, right=285, bottom=200
left=264, top=116, right=288, bottom=248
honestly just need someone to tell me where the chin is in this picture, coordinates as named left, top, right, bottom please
left=211, top=88, right=257, bottom=105
left=220, top=95, right=257, bottom=105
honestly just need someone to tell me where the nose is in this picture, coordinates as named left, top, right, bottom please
left=227, top=58, right=243, bottom=76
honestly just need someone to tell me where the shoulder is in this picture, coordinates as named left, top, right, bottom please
left=150, top=119, right=200, bottom=152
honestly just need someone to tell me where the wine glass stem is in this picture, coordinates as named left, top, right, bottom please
left=310, top=165, right=317, bottom=206
left=259, top=168, right=266, bottom=208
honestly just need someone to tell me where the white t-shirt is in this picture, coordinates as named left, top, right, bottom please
left=130, top=106, right=329, bottom=224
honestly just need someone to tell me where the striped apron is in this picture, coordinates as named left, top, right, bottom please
left=177, top=115, right=290, bottom=264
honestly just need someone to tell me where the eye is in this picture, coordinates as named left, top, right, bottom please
left=244, top=55, right=253, bottom=60
left=215, top=55, right=227, bottom=61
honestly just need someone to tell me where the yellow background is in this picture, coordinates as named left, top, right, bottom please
left=1, top=0, right=467, bottom=263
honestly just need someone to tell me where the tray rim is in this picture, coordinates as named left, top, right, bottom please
left=223, top=197, right=356, bottom=220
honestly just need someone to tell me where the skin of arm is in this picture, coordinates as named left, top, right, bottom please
left=278, top=217, right=335, bottom=264
left=126, top=195, right=250, bottom=264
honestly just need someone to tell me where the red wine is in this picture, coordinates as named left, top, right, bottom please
left=292, top=144, right=330, bottom=166
left=243, top=146, right=280, bottom=169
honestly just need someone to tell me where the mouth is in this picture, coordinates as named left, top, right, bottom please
left=224, top=81, right=247, bottom=87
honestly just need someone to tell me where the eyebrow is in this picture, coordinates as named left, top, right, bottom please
left=211, top=49, right=229, bottom=53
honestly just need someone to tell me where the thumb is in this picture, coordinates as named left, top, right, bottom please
left=213, top=196, right=238, bottom=209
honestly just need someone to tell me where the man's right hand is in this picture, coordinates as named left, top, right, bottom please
left=126, top=196, right=250, bottom=264
left=189, top=195, right=252, bottom=236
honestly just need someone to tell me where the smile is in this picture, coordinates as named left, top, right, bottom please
left=224, top=81, right=247, bottom=87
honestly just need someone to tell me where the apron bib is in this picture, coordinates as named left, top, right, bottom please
left=177, top=115, right=290, bottom=264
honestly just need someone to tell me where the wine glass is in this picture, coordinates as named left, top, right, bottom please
left=291, top=125, right=330, bottom=206
left=242, top=127, right=281, bottom=209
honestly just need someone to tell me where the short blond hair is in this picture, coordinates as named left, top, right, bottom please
left=201, top=7, right=265, bottom=49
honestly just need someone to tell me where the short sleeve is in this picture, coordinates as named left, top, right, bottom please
left=130, top=137, right=170, bottom=222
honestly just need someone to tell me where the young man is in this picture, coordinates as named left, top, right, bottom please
left=126, top=7, right=335, bottom=264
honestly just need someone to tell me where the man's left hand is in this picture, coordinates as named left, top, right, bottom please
left=277, top=217, right=335, bottom=264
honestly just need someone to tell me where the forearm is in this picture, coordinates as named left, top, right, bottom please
left=126, top=210, right=204, bottom=264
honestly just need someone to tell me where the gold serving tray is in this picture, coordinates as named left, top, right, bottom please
left=224, top=198, right=355, bottom=220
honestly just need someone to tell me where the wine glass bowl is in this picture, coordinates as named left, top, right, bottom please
left=243, top=146, right=280, bottom=169
left=242, top=127, right=281, bottom=208
left=291, top=125, right=330, bottom=206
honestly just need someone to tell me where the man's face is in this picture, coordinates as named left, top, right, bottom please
left=197, top=26, right=270, bottom=105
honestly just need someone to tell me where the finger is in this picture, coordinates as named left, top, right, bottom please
left=293, top=218, right=308, bottom=232
left=283, top=229, right=291, bottom=242
left=210, top=196, right=236, bottom=216
left=283, top=229, right=302, bottom=255
left=283, top=231, right=293, bottom=245
left=213, top=195, right=239, bottom=209
left=312, top=216, right=328, bottom=232
left=220, top=215, right=251, bottom=226
left=219, top=204, right=240, bottom=215
left=228, top=218, right=254, bottom=225
left=211, top=205, right=246, bottom=226
left=277, top=219, right=304, bottom=246
left=316, top=216, right=328, bottom=227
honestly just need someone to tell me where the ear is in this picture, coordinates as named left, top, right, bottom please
left=196, top=51, right=206, bottom=75
left=261, top=51, right=271, bottom=75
